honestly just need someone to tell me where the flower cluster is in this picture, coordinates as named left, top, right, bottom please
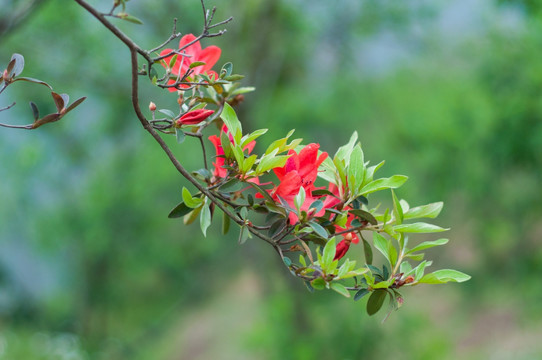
left=150, top=34, right=470, bottom=316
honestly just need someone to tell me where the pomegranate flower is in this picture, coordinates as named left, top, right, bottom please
left=175, top=109, right=214, bottom=127
left=160, top=34, right=221, bottom=92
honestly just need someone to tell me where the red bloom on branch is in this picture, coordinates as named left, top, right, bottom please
left=208, top=125, right=256, bottom=179
left=271, top=143, right=328, bottom=223
left=176, top=109, right=214, bottom=126
left=160, top=34, right=221, bottom=92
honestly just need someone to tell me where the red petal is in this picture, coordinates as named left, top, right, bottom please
left=198, top=46, right=221, bottom=72
left=274, top=171, right=302, bottom=200
left=178, top=34, right=201, bottom=57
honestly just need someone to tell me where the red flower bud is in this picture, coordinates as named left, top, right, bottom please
left=176, top=109, right=214, bottom=126
left=334, top=238, right=352, bottom=261
left=149, top=101, right=157, bottom=112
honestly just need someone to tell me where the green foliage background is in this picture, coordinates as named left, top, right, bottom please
left=1, top=0, right=541, bottom=359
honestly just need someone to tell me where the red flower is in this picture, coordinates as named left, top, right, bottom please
left=271, top=143, right=328, bottom=223
left=160, top=34, right=221, bottom=92
left=208, top=125, right=256, bottom=179
left=176, top=109, right=214, bottom=126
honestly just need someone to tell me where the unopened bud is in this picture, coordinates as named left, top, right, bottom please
left=404, top=276, right=415, bottom=284
left=177, top=94, right=184, bottom=106
left=149, top=101, right=156, bottom=112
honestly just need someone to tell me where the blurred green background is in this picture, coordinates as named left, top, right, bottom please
left=1, top=0, right=541, bottom=359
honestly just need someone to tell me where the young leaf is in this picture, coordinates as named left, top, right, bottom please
left=391, top=189, right=404, bottom=225
left=200, top=202, right=212, bottom=237
left=321, top=237, right=337, bottom=270
left=373, top=233, right=392, bottom=266
left=189, top=61, right=206, bottom=69
left=221, top=103, right=242, bottom=144
left=360, top=175, right=408, bottom=196
left=394, top=222, right=449, bottom=233
left=294, top=187, right=306, bottom=214
left=10, top=53, right=24, bottom=77
left=331, top=283, right=350, bottom=298
left=418, top=269, right=471, bottom=284
left=347, top=144, right=365, bottom=193
left=334, top=131, right=358, bottom=161
left=407, top=238, right=449, bottom=254
left=182, top=187, right=203, bottom=208
left=403, top=202, right=444, bottom=220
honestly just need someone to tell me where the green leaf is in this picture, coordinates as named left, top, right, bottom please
left=294, top=187, right=306, bottom=214
left=418, top=269, right=471, bottom=284
left=391, top=190, right=404, bottom=225
left=240, top=128, right=268, bottom=149
left=308, top=221, right=328, bottom=239
left=347, top=144, right=365, bottom=193
left=182, top=187, right=203, bottom=208
left=283, top=256, right=292, bottom=267
left=321, top=237, right=337, bottom=271
left=404, top=202, right=444, bottom=220
left=299, top=254, right=307, bottom=267
left=354, top=288, right=370, bottom=301
left=189, top=61, right=206, bottom=69
left=414, top=260, right=429, bottom=281
left=224, top=74, right=245, bottom=81
left=400, top=261, right=413, bottom=277
left=348, top=209, right=378, bottom=225
left=373, top=232, right=393, bottom=266
left=222, top=210, right=230, bottom=235
left=364, top=160, right=385, bottom=184
left=367, top=290, right=387, bottom=316
left=255, top=154, right=290, bottom=174
left=241, top=154, right=257, bottom=173
left=408, top=238, right=449, bottom=254
left=200, top=202, right=212, bottom=237
left=309, top=199, right=324, bottom=214
left=168, top=201, right=192, bottom=218
left=184, top=205, right=202, bottom=225
left=168, top=54, right=178, bottom=69
left=221, top=103, right=242, bottom=144
left=238, top=225, right=250, bottom=244
left=394, top=222, right=449, bottom=233
left=120, top=13, right=143, bottom=24
left=331, top=283, right=350, bottom=298
left=230, top=86, right=256, bottom=96
left=362, top=236, right=373, bottom=265
left=334, top=131, right=358, bottom=161
left=360, top=175, right=408, bottom=196
left=311, top=277, right=326, bottom=290
left=220, top=62, right=233, bottom=77
left=158, top=109, right=175, bottom=119
left=175, top=128, right=185, bottom=143
left=9, top=53, right=25, bottom=77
